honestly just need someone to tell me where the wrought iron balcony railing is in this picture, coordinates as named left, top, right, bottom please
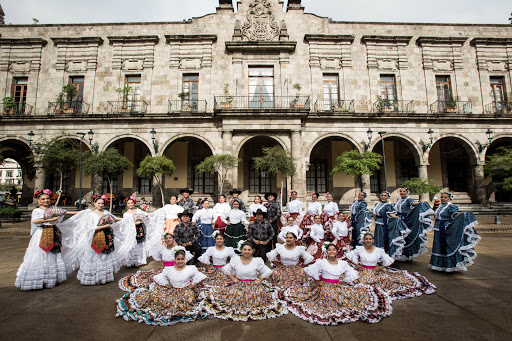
left=108, top=100, right=147, bottom=116
left=315, top=99, right=355, bottom=113
left=372, top=100, right=414, bottom=113
left=47, top=101, right=90, bottom=115
left=214, top=96, right=310, bottom=110
left=0, top=102, right=33, bottom=116
left=168, top=100, right=208, bottom=114
left=430, top=100, right=472, bottom=114
left=485, top=101, right=512, bottom=115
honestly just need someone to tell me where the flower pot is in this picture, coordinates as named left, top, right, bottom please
left=446, top=108, right=456, bottom=113
left=293, top=104, right=305, bottom=109
left=333, top=107, right=344, bottom=112
left=220, top=102, right=232, bottom=109
left=382, top=107, right=392, bottom=113
left=64, top=108, right=75, bottom=114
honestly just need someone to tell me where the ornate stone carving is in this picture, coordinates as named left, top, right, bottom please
left=9, top=62, right=30, bottom=73
left=242, top=0, right=279, bottom=41
left=377, top=59, right=398, bottom=71
left=122, top=59, right=143, bottom=71
left=433, top=60, right=453, bottom=71
left=65, top=61, right=87, bottom=72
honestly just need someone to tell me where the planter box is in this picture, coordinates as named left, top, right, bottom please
left=446, top=108, right=456, bottom=113
left=293, top=104, right=305, bottom=109
left=333, top=107, right=344, bottom=112
left=64, top=108, right=75, bottom=114
left=381, top=108, right=392, bottom=113
left=120, top=108, right=130, bottom=113
left=220, top=103, right=232, bottom=109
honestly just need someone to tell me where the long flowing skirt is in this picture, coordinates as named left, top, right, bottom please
left=354, top=268, right=436, bottom=300
left=399, top=202, right=434, bottom=261
left=429, top=212, right=481, bottom=272
left=77, top=247, right=123, bottom=285
left=118, top=266, right=164, bottom=292
left=334, top=237, right=351, bottom=259
left=202, top=281, right=287, bottom=321
left=198, top=266, right=233, bottom=287
left=266, top=265, right=309, bottom=290
left=164, top=218, right=180, bottom=235
left=278, top=281, right=392, bottom=325
left=15, top=228, right=68, bottom=290
left=224, top=223, right=246, bottom=248
left=306, top=240, right=324, bottom=261
left=350, top=210, right=372, bottom=247
left=374, top=217, right=411, bottom=260
left=116, top=283, right=207, bottom=325
left=125, top=242, right=147, bottom=267
left=321, top=213, right=335, bottom=242
left=198, top=223, right=215, bottom=254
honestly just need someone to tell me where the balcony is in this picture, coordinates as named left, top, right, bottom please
left=168, top=100, right=208, bottom=115
left=108, top=100, right=147, bottom=116
left=430, top=100, right=472, bottom=114
left=486, top=101, right=512, bottom=115
left=315, top=99, right=355, bottom=113
left=214, top=96, right=310, bottom=111
left=0, top=102, right=33, bottom=116
left=373, top=100, right=414, bottom=114
left=47, top=101, right=90, bottom=115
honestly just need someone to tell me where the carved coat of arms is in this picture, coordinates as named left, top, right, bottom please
left=242, top=0, right=279, bottom=41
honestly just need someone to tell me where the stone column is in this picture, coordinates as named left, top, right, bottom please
left=29, top=166, right=45, bottom=208
left=473, top=163, right=487, bottom=205
left=418, top=164, right=429, bottom=202
left=222, top=130, right=235, bottom=193
left=291, top=130, right=306, bottom=202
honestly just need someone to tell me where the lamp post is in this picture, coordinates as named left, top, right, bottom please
left=150, top=128, right=158, bottom=153
left=422, top=128, right=434, bottom=153
left=379, top=131, right=387, bottom=191
left=27, top=131, right=35, bottom=149
left=76, top=132, right=86, bottom=210
left=478, top=128, right=493, bottom=153
left=365, top=128, right=373, bottom=151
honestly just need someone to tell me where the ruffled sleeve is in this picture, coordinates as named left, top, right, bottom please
left=189, top=266, right=207, bottom=285
left=226, top=247, right=237, bottom=261
left=266, top=244, right=281, bottom=262
left=299, top=246, right=314, bottom=265
left=376, top=248, right=394, bottom=266
left=198, top=246, right=214, bottom=265
left=345, top=246, right=362, bottom=264
left=340, top=261, right=359, bottom=283
left=255, top=258, right=273, bottom=279
left=448, top=204, right=460, bottom=219
left=152, top=245, right=165, bottom=261
left=384, top=203, right=396, bottom=217
left=304, top=259, right=323, bottom=280
left=153, top=272, right=169, bottom=286
left=222, top=258, right=237, bottom=276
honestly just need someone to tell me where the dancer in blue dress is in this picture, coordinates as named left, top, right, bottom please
left=429, top=192, right=481, bottom=272
left=372, top=191, right=410, bottom=260
left=192, top=199, right=215, bottom=254
left=394, top=187, right=434, bottom=261
left=349, top=191, right=372, bottom=247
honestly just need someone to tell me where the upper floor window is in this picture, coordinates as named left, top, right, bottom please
left=69, top=76, right=84, bottom=102
left=125, top=75, right=141, bottom=102
left=182, top=74, right=199, bottom=109
left=249, top=67, right=274, bottom=109
left=435, top=75, right=453, bottom=112
left=380, top=75, right=397, bottom=108
left=323, top=74, right=339, bottom=110
left=490, top=76, right=506, bottom=103
left=13, top=77, right=28, bottom=104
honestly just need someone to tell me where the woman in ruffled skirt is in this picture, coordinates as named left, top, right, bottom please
left=15, top=189, right=83, bottom=290
left=347, top=233, right=436, bottom=300
left=349, top=191, right=372, bottom=247
left=119, top=233, right=192, bottom=291
left=332, top=212, right=351, bottom=258
left=266, top=232, right=314, bottom=289
left=278, top=244, right=392, bottom=325
left=117, top=249, right=208, bottom=326
left=306, top=215, right=326, bottom=261
left=197, top=232, right=237, bottom=287
left=192, top=199, right=215, bottom=254
left=278, top=215, right=303, bottom=246
left=202, top=241, right=287, bottom=321
left=429, top=192, right=481, bottom=272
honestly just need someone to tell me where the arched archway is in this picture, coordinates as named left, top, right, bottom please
left=485, top=136, right=512, bottom=202
left=162, top=136, right=214, bottom=201
left=370, top=135, right=422, bottom=195
left=428, top=136, right=478, bottom=203
left=0, top=138, right=34, bottom=204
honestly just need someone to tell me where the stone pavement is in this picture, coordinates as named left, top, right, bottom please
left=0, top=223, right=511, bottom=340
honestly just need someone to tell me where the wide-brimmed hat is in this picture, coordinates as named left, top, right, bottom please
left=229, top=188, right=242, bottom=195
left=179, top=188, right=194, bottom=195
left=264, top=192, right=278, bottom=201
left=178, top=210, right=194, bottom=219
left=253, top=208, right=267, bottom=217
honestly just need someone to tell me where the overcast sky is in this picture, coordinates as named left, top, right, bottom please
left=2, top=0, right=511, bottom=25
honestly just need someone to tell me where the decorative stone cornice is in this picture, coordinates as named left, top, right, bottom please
left=470, top=38, right=512, bottom=46
left=107, top=35, right=159, bottom=44
left=417, top=36, right=468, bottom=45
left=167, top=35, right=217, bottom=69
left=51, top=37, right=104, bottom=45
left=225, top=41, right=296, bottom=53
left=304, top=34, right=355, bottom=43
left=362, top=36, right=411, bottom=70
left=108, top=36, right=159, bottom=70
left=361, top=35, right=413, bottom=44
left=165, top=35, right=217, bottom=43
left=0, top=38, right=47, bottom=46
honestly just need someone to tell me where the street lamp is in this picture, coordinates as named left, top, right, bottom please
left=378, top=131, right=387, bottom=191
left=76, top=132, right=86, bottom=210
left=422, top=128, right=434, bottom=153
left=87, top=129, right=98, bottom=153
left=150, top=128, right=159, bottom=153
left=364, top=128, right=373, bottom=151
left=478, top=129, right=493, bottom=153
left=27, top=131, right=35, bottom=148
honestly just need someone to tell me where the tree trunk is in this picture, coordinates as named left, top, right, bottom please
left=55, top=171, right=63, bottom=207
left=92, top=173, right=102, bottom=195
left=157, top=177, right=165, bottom=208
left=280, top=177, right=284, bottom=208
left=108, top=177, right=113, bottom=212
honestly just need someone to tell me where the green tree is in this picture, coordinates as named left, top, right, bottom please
left=195, top=154, right=242, bottom=195
left=83, top=148, right=132, bottom=212
left=253, top=146, right=296, bottom=207
left=400, top=178, right=442, bottom=196
left=331, top=150, right=382, bottom=198
left=137, top=156, right=175, bottom=207
left=30, top=134, right=80, bottom=206
left=485, top=147, right=512, bottom=191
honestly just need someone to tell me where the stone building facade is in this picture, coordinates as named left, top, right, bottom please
left=1, top=0, right=512, bottom=206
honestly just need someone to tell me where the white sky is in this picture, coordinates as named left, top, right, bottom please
left=1, top=0, right=511, bottom=25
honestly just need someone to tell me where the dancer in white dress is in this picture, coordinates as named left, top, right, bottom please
left=212, top=194, right=231, bottom=234
left=198, top=232, right=237, bottom=287
left=15, top=189, right=83, bottom=290
left=278, top=215, right=303, bottom=245
left=281, top=190, right=305, bottom=226
left=248, top=195, right=266, bottom=222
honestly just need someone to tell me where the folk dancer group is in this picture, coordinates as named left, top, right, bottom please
left=16, top=186, right=481, bottom=326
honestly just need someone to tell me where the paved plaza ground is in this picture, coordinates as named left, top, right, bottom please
left=0, top=217, right=511, bottom=341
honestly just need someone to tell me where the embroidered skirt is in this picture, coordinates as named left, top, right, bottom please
left=116, top=283, right=207, bottom=326
left=278, top=281, right=392, bottom=325
left=118, top=266, right=164, bottom=292
left=198, top=223, right=215, bottom=254
left=267, top=265, right=309, bottom=290
left=198, top=266, right=233, bottom=288
left=224, top=222, right=246, bottom=248
left=202, top=281, right=287, bottom=321
left=306, top=241, right=324, bottom=261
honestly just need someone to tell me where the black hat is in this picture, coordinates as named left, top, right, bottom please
left=264, top=192, right=278, bottom=201
left=253, top=208, right=267, bottom=217
left=179, top=188, right=194, bottom=195
left=178, top=210, right=194, bottom=219
left=229, top=188, right=242, bottom=195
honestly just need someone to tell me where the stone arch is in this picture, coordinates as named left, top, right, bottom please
left=427, top=133, right=479, bottom=165
left=102, top=134, right=154, bottom=155
left=306, top=133, right=362, bottom=160
left=369, top=132, right=422, bottom=165
left=0, top=137, right=34, bottom=204
left=160, top=133, right=217, bottom=157
left=484, top=135, right=512, bottom=203
left=235, top=134, right=288, bottom=158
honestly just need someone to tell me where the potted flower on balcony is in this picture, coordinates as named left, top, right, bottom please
left=446, top=100, right=457, bottom=113
left=117, top=86, right=132, bottom=113
left=62, top=84, right=77, bottom=114
left=220, top=83, right=233, bottom=109
left=178, top=91, right=191, bottom=111
left=332, top=101, right=344, bottom=112
left=2, top=97, right=16, bottom=115
left=291, top=83, right=304, bottom=109
left=378, top=96, right=392, bottom=113
left=55, top=92, right=65, bottom=114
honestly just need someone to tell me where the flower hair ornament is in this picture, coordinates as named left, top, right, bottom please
left=324, top=192, right=330, bottom=198
left=174, top=246, right=186, bottom=255
left=289, top=190, right=297, bottom=196
left=211, top=230, right=221, bottom=239
left=361, top=191, right=367, bottom=198
left=237, top=239, right=247, bottom=252
left=401, top=187, right=411, bottom=194
left=321, top=241, right=333, bottom=253
left=91, top=194, right=103, bottom=202
left=162, top=232, right=173, bottom=239
left=444, top=192, right=454, bottom=200
left=124, top=196, right=137, bottom=204
left=34, top=189, right=53, bottom=198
